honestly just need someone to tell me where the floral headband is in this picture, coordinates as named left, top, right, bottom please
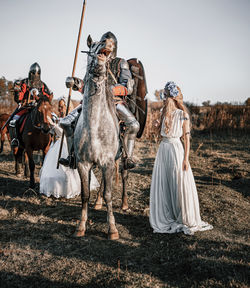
left=160, top=81, right=179, bottom=100
left=58, top=96, right=67, bottom=104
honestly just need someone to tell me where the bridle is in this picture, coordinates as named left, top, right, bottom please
left=30, top=100, right=50, bottom=133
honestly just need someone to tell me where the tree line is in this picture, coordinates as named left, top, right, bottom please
left=0, top=76, right=16, bottom=113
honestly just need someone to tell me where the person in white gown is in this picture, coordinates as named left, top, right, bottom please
left=149, top=82, right=213, bottom=235
left=39, top=97, right=99, bottom=199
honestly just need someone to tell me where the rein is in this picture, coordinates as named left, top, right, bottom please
left=30, top=108, right=43, bottom=130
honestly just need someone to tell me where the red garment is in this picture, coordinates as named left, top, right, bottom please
left=112, top=85, right=128, bottom=96
left=14, top=78, right=52, bottom=103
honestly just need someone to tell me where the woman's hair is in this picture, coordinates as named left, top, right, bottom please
left=159, top=85, right=191, bottom=135
left=58, top=96, right=74, bottom=115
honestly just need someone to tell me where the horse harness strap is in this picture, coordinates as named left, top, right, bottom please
left=107, top=68, right=118, bottom=85
left=30, top=107, right=43, bottom=131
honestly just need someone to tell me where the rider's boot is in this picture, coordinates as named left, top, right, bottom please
left=116, top=104, right=140, bottom=170
left=9, top=120, right=19, bottom=148
left=125, top=138, right=136, bottom=169
left=58, top=107, right=79, bottom=167
left=58, top=136, right=74, bottom=167
left=124, top=120, right=140, bottom=170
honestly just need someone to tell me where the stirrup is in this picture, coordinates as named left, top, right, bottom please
left=59, top=155, right=76, bottom=169
left=69, top=154, right=76, bottom=169
left=58, top=156, right=70, bottom=167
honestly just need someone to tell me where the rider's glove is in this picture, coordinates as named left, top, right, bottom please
left=65, top=77, right=75, bottom=88
left=112, top=84, right=128, bottom=96
left=65, top=77, right=84, bottom=92
left=14, top=80, right=21, bottom=92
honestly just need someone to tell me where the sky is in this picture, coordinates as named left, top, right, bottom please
left=0, top=0, right=249, bottom=105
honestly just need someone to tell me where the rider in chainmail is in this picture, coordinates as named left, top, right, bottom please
left=9, top=62, right=53, bottom=147
left=59, top=31, right=139, bottom=169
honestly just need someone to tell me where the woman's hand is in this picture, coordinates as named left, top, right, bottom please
left=47, top=116, right=54, bottom=126
left=182, top=159, right=189, bottom=171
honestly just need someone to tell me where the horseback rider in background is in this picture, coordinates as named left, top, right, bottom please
left=9, top=62, right=53, bottom=147
left=59, top=31, right=140, bottom=170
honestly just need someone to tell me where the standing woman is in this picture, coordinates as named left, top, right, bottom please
left=149, top=82, right=213, bottom=235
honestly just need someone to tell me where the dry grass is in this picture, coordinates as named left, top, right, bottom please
left=144, top=103, right=250, bottom=141
left=0, top=132, right=249, bottom=287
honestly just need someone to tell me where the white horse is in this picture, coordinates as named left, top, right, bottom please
left=74, top=35, right=119, bottom=240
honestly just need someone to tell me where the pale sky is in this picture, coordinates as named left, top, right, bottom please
left=0, top=0, right=249, bottom=105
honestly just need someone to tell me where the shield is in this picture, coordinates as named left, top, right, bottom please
left=127, top=58, right=148, bottom=138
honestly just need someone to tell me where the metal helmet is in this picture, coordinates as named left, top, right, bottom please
left=29, top=62, right=41, bottom=79
left=100, top=31, right=118, bottom=58
left=28, top=62, right=42, bottom=88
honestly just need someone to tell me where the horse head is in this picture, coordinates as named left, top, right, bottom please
left=83, top=34, right=116, bottom=76
left=33, top=96, right=51, bottom=134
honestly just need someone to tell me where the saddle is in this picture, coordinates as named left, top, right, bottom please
left=19, top=114, right=28, bottom=134
left=16, top=106, right=33, bottom=134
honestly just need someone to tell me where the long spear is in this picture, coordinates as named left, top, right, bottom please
left=57, top=0, right=87, bottom=169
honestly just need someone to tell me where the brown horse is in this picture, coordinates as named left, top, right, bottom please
left=12, top=97, right=52, bottom=188
left=0, top=113, right=11, bottom=153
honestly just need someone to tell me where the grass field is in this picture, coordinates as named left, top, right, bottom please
left=0, top=133, right=249, bottom=287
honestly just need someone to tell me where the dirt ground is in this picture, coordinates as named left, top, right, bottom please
left=0, top=133, right=249, bottom=288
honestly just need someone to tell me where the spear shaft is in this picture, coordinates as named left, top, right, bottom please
left=57, top=0, right=87, bottom=169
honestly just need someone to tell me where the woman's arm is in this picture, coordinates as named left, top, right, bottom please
left=47, top=116, right=63, bottom=137
left=182, top=112, right=190, bottom=171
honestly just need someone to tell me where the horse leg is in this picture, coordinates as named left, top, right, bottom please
left=24, top=152, right=29, bottom=178
left=26, top=149, right=35, bottom=188
left=42, top=141, right=50, bottom=164
left=14, top=147, right=23, bottom=177
left=0, top=130, right=5, bottom=154
left=115, top=159, right=119, bottom=187
left=93, top=177, right=103, bottom=210
left=103, top=162, right=119, bottom=240
left=75, top=162, right=91, bottom=237
left=121, top=157, right=129, bottom=210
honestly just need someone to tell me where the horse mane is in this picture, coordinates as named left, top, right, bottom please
left=37, top=95, right=51, bottom=105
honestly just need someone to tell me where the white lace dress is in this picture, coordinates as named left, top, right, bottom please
left=39, top=123, right=99, bottom=199
left=149, top=109, right=213, bottom=235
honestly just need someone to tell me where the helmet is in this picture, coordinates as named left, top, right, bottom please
left=100, top=31, right=117, bottom=58
left=29, top=62, right=41, bottom=80
left=29, top=62, right=41, bottom=75
left=28, top=62, right=42, bottom=88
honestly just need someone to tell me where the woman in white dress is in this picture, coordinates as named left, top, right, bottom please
left=39, top=97, right=99, bottom=199
left=149, top=82, right=213, bottom=235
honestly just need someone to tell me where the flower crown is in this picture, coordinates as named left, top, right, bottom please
left=160, top=81, right=179, bottom=100
left=58, top=96, right=67, bottom=104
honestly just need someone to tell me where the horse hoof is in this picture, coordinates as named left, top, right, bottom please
left=108, top=231, right=119, bottom=240
left=93, top=203, right=102, bottom=210
left=74, top=230, right=85, bottom=237
left=121, top=204, right=129, bottom=211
